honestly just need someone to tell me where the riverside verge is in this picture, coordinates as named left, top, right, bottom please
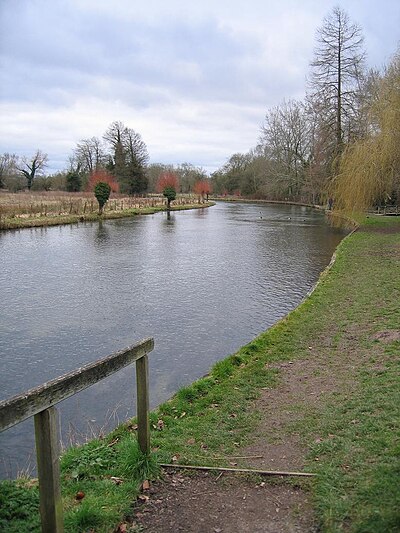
left=0, top=191, right=214, bottom=230
left=1, top=215, right=399, bottom=532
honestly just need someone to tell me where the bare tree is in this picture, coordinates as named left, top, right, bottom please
left=103, top=121, right=149, bottom=194
left=74, top=137, right=106, bottom=175
left=124, top=128, right=149, bottom=168
left=260, top=99, right=311, bottom=198
left=103, top=120, right=126, bottom=149
left=308, top=6, right=365, bottom=157
left=0, top=153, right=18, bottom=188
left=176, top=163, right=207, bottom=193
left=17, top=150, right=48, bottom=190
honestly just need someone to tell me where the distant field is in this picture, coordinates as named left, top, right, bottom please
left=0, top=191, right=198, bottom=219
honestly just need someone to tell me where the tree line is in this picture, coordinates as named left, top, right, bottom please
left=1, top=7, right=398, bottom=212
left=211, top=7, right=400, bottom=210
left=0, top=121, right=210, bottom=196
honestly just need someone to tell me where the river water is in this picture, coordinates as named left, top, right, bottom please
left=0, top=202, right=345, bottom=478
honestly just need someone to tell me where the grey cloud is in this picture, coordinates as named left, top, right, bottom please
left=1, top=0, right=399, bottom=172
left=1, top=1, right=284, bottom=109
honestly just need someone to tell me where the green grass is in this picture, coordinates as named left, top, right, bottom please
left=0, top=214, right=399, bottom=532
left=0, top=480, right=41, bottom=532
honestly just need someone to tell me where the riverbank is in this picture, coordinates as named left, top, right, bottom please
left=1, top=215, right=399, bottom=532
left=212, top=195, right=320, bottom=209
left=0, top=191, right=214, bottom=230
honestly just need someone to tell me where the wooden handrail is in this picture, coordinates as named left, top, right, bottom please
left=0, top=337, right=154, bottom=533
left=0, top=337, right=154, bottom=432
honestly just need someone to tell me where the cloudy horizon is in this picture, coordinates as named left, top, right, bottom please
left=0, top=0, right=399, bottom=175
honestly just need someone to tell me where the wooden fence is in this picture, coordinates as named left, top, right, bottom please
left=0, top=337, right=154, bottom=533
left=376, top=205, right=399, bottom=215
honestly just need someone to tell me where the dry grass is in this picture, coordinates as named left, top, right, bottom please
left=0, top=191, right=200, bottom=220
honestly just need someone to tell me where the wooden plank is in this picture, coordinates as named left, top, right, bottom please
left=0, top=337, right=154, bottom=432
left=136, top=354, right=150, bottom=454
left=159, top=463, right=316, bottom=477
left=34, top=407, right=64, bottom=533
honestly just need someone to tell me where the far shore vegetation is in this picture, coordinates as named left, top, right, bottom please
left=0, top=190, right=214, bottom=230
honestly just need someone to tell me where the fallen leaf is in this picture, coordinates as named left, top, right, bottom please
left=110, top=477, right=124, bottom=485
left=187, top=438, right=196, bottom=445
left=25, top=478, right=38, bottom=488
left=138, top=494, right=149, bottom=503
left=229, top=413, right=237, bottom=418
left=142, top=480, right=150, bottom=491
left=172, top=455, right=180, bottom=462
left=115, top=523, right=128, bottom=532
left=75, top=491, right=85, bottom=501
left=180, top=411, right=186, bottom=418
left=229, top=462, right=238, bottom=466
left=157, top=419, right=165, bottom=430
left=200, top=443, right=208, bottom=450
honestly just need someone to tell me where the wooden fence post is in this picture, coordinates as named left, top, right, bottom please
left=136, top=355, right=150, bottom=454
left=34, top=407, right=64, bottom=533
left=1, top=338, right=154, bottom=531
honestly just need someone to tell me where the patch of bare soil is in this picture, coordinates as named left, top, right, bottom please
left=372, top=330, right=400, bottom=343
left=130, top=470, right=317, bottom=533
left=240, top=352, right=350, bottom=475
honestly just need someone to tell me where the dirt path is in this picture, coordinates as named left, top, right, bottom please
left=129, top=353, right=350, bottom=532
left=130, top=470, right=316, bottom=533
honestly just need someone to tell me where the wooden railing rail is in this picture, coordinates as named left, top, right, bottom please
left=0, top=337, right=154, bottom=533
left=376, top=204, right=399, bottom=215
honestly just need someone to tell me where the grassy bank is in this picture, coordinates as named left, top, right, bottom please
left=1, top=215, right=399, bottom=532
left=0, top=191, right=214, bottom=230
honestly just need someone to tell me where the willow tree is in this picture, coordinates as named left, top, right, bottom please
left=334, top=52, right=400, bottom=211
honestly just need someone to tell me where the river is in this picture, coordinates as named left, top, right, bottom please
left=0, top=201, right=345, bottom=478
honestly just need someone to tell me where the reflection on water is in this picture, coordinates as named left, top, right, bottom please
left=0, top=202, right=345, bottom=478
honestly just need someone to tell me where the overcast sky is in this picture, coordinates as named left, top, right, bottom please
left=0, top=0, right=399, bottom=174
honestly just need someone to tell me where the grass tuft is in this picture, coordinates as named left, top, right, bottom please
left=117, top=437, right=160, bottom=480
